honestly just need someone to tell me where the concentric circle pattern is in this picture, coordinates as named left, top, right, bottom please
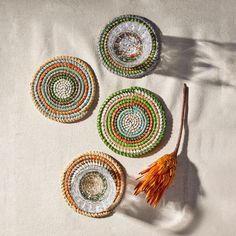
left=31, top=56, right=96, bottom=123
left=61, top=152, right=125, bottom=218
left=97, top=87, right=166, bottom=157
left=98, top=15, right=161, bottom=78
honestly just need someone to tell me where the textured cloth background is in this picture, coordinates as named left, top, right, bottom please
left=1, top=0, right=236, bottom=235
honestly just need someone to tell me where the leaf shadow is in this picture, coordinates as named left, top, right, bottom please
left=154, top=35, right=236, bottom=88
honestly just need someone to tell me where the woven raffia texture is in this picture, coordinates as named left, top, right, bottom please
left=97, top=87, right=166, bottom=157
left=31, top=56, right=96, bottom=123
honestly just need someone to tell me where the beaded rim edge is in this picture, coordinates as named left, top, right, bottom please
left=30, top=56, right=96, bottom=123
left=97, top=87, right=166, bottom=157
left=61, top=151, right=126, bottom=218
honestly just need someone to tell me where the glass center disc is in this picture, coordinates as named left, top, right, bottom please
left=113, top=32, right=143, bottom=63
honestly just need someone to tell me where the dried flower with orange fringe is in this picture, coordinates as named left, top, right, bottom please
left=134, top=84, right=188, bottom=207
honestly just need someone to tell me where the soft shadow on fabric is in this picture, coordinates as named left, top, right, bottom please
left=154, top=35, right=236, bottom=88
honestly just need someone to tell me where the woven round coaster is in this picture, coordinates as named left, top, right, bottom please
left=61, top=152, right=125, bottom=218
left=98, top=15, right=161, bottom=78
left=97, top=87, right=166, bottom=157
left=31, top=56, right=96, bottom=123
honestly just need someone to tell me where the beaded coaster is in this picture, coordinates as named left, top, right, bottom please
left=61, top=152, right=125, bottom=218
left=31, top=56, right=96, bottom=123
left=98, top=15, right=161, bottom=78
left=97, top=87, right=166, bottom=157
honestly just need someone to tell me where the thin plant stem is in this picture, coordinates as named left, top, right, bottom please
left=174, top=83, right=188, bottom=155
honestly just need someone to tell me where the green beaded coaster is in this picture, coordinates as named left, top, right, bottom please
left=31, top=56, right=96, bottom=123
left=98, top=15, right=161, bottom=78
left=97, top=87, right=166, bottom=157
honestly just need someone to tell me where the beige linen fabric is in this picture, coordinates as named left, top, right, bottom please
left=1, top=0, right=236, bottom=235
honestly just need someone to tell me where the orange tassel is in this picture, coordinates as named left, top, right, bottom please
left=134, top=84, right=188, bottom=207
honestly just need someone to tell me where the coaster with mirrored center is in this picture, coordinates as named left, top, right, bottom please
left=61, top=152, right=125, bottom=218
left=98, top=15, right=161, bottom=78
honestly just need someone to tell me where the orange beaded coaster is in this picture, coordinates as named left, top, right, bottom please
left=61, top=152, right=125, bottom=218
left=31, top=56, right=96, bottom=123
